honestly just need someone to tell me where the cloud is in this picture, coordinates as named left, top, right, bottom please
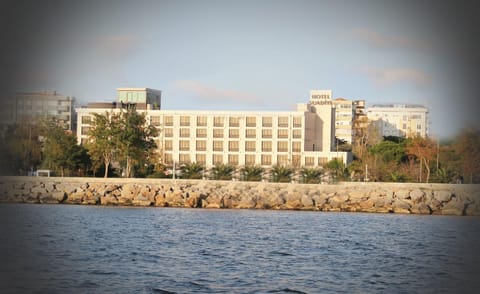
left=361, top=67, right=432, bottom=88
left=173, top=80, right=259, bottom=104
left=350, top=28, right=428, bottom=51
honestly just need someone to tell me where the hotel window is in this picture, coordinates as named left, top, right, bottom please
left=417, top=124, right=422, bottom=130
left=81, top=126, right=90, bottom=135
left=292, top=142, right=301, bottom=152
left=278, top=129, right=289, bottom=138
left=213, top=129, right=224, bottom=138
left=228, top=154, right=239, bottom=165
left=293, top=116, right=302, bottom=128
left=81, top=138, right=88, bottom=145
left=245, top=141, right=256, bottom=152
left=180, top=128, right=190, bottom=137
left=277, top=141, right=288, bottom=152
left=305, top=157, right=315, bottom=166
left=213, top=154, right=223, bottom=165
left=262, top=129, right=272, bottom=138
left=151, top=116, right=161, bottom=126
left=262, top=116, right=272, bottom=127
left=245, top=154, right=256, bottom=166
left=164, top=140, right=173, bottom=151
left=262, top=141, right=272, bottom=152
left=278, top=116, right=289, bottom=127
left=229, top=117, right=240, bottom=127
left=197, top=116, right=207, bottom=126
left=179, top=154, right=190, bottom=164
left=164, top=128, right=173, bottom=137
left=81, top=116, right=91, bottom=124
left=196, top=140, right=206, bottom=151
left=164, top=116, right=173, bottom=126
left=164, top=153, right=173, bottom=164
left=293, top=129, right=302, bottom=139
left=229, top=141, right=239, bottom=152
left=246, top=116, right=256, bottom=127
left=213, top=140, right=223, bottom=151
left=196, top=128, right=207, bottom=138
left=229, top=129, right=239, bottom=138
left=196, top=154, right=206, bottom=165
left=277, top=155, right=288, bottom=166
left=292, top=155, right=301, bottom=167
left=180, top=116, right=190, bottom=126
left=318, top=157, right=328, bottom=165
left=246, top=129, right=256, bottom=138
left=179, top=140, right=190, bottom=151
left=402, top=123, right=407, bottom=130
left=214, top=116, right=224, bottom=127
left=261, top=154, right=271, bottom=166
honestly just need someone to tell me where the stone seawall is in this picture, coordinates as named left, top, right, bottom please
left=0, top=176, right=479, bottom=216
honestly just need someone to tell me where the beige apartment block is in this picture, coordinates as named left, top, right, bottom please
left=76, top=89, right=350, bottom=168
left=366, top=104, right=429, bottom=138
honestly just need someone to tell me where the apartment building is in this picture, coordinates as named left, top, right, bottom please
left=0, top=90, right=75, bottom=131
left=366, top=104, right=429, bottom=138
left=332, top=98, right=354, bottom=144
left=76, top=88, right=350, bottom=168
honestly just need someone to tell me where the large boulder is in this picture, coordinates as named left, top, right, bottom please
left=441, top=199, right=465, bottom=216
left=410, top=203, right=432, bottom=214
left=409, top=189, right=425, bottom=203
left=434, top=190, right=452, bottom=202
left=392, top=199, right=411, bottom=214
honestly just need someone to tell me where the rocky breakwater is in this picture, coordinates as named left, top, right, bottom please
left=0, top=176, right=479, bottom=216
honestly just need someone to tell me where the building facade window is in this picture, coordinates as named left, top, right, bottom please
left=179, top=140, right=190, bottom=151
left=278, top=129, right=289, bottom=138
left=213, top=140, right=223, bottom=151
left=81, top=126, right=90, bottom=135
left=246, top=129, right=256, bottom=138
left=293, top=116, right=302, bottom=128
left=81, top=116, right=91, bottom=124
left=262, top=116, right=272, bottom=127
left=261, top=154, right=272, bottom=165
left=262, top=129, right=272, bottom=138
left=246, top=116, right=256, bottom=127
left=277, top=141, right=288, bottom=152
left=213, top=154, right=223, bottom=165
left=164, top=116, right=173, bottom=126
left=229, top=117, right=239, bottom=127
left=292, top=141, right=301, bottom=152
left=262, top=141, right=272, bottom=152
left=196, top=154, right=206, bottom=165
left=164, top=153, right=173, bottom=164
left=213, top=129, right=224, bottom=138
left=305, top=156, right=315, bottom=166
left=245, top=154, right=256, bottom=166
left=277, top=155, right=288, bottom=166
left=179, top=154, right=190, bottom=164
left=150, top=116, right=161, bottom=126
left=278, top=116, right=289, bottom=127
left=196, top=128, right=207, bottom=138
left=164, top=140, right=173, bottom=151
left=196, top=140, right=206, bottom=151
left=180, top=116, right=190, bottom=126
left=228, top=154, right=239, bottom=165
left=293, top=129, right=302, bottom=139
left=229, top=141, right=239, bottom=151
left=214, top=116, right=224, bottom=127
left=197, top=116, right=207, bottom=126
left=245, top=141, right=256, bottom=152
left=180, top=128, right=190, bottom=137
left=229, top=129, right=239, bottom=138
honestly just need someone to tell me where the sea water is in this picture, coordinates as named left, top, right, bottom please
left=1, top=204, right=479, bottom=293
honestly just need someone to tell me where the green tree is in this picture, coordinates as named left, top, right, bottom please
left=301, top=167, right=323, bottom=184
left=325, top=158, right=346, bottom=182
left=271, top=165, right=294, bottom=183
left=211, top=164, right=235, bottom=180
left=85, top=112, right=120, bottom=178
left=41, top=120, right=85, bottom=177
left=0, top=121, right=42, bottom=175
left=116, top=108, right=158, bottom=178
left=180, top=162, right=204, bottom=179
left=241, top=165, right=264, bottom=182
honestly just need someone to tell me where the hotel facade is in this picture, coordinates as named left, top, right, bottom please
left=76, top=88, right=351, bottom=168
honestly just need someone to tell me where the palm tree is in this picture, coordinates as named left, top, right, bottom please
left=271, top=165, right=294, bottom=183
left=180, top=162, right=204, bottom=179
left=241, top=165, right=264, bottom=181
left=301, top=167, right=323, bottom=184
left=211, top=164, right=235, bottom=180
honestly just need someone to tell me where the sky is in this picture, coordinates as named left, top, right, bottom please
left=1, top=0, right=479, bottom=139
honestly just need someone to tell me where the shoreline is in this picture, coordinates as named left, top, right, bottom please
left=1, top=176, right=479, bottom=216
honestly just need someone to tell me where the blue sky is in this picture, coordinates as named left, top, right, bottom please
left=4, top=0, right=478, bottom=139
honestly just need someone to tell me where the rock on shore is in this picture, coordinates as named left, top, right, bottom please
left=0, top=176, right=479, bottom=216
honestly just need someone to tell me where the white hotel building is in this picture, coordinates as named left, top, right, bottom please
left=76, top=88, right=350, bottom=168
left=366, top=104, right=429, bottom=138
